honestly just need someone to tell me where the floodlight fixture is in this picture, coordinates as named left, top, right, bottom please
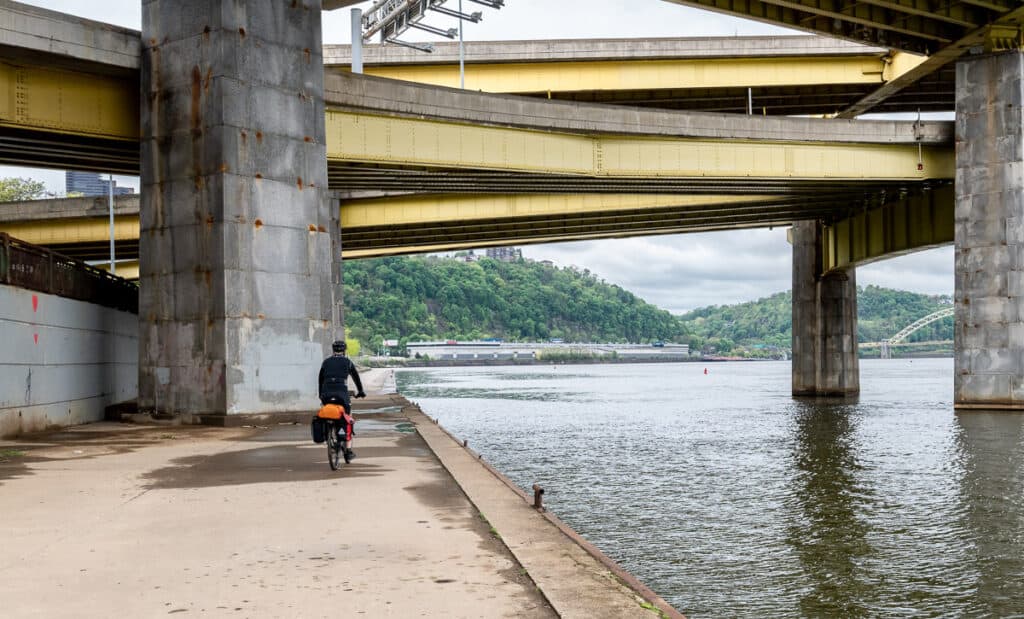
left=409, top=21, right=459, bottom=38
left=385, top=38, right=436, bottom=53
left=429, top=4, right=483, bottom=22
left=362, top=0, right=424, bottom=41
left=362, top=0, right=504, bottom=51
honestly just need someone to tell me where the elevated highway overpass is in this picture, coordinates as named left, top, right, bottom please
left=0, top=1, right=956, bottom=262
left=1, top=70, right=955, bottom=261
left=324, top=36, right=950, bottom=115
left=1, top=0, right=958, bottom=178
left=0, top=0, right=1018, bottom=411
left=663, top=0, right=1024, bottom=117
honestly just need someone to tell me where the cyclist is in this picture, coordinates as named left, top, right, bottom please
left=318, top=340, right=365, bottom=460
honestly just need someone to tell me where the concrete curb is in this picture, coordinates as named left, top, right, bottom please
left=404, top=401, right=685, bottom=619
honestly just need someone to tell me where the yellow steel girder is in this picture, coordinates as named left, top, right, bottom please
left=0, top=195, right=775, bottom=243
left=339, top=221, right=785, bottom=259
left=0, top=217, right=139, bottom=246
left=341, top=236, right=633, bottom=260
left=0, top=60, right=139, bottom=140
left=1, top=189, right=956, bottom=266
left=325, top=110, right=953, bottom=180
left=340, top=193, right=771, bottom=227
left=361, top=54, right=926, bottom=93
left=822, top=184, right=954, bottom=272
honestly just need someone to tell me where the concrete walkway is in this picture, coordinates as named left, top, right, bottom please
left=0, top=370, right=678, bottom=618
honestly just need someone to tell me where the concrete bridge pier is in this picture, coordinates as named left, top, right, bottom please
left=954, top=50, right=1024, bottom=410
left=791, top=221, right=860, bottom=397
left=139, top=1, right=337, bottom=420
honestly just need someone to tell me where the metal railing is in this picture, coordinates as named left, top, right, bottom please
left=0, top=233, right=138, bottom=314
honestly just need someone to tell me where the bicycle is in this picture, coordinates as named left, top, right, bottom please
left=313, top=393, right=358, bottom=471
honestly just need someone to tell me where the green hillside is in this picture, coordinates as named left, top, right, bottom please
left=342, top=255, right=953, bottom=357
left=678, top=286, right=952, bottom=355
left=342, top=255, right=689, bottom=349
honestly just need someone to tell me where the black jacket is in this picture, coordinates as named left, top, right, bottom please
left=318, top=354, right=363, bottom=401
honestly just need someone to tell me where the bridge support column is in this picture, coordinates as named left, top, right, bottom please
left=792, top=221, right=859, bottom=397
left=955, top=50, right=1024, bottom=410
left=139, top=1, right=336, bottom=418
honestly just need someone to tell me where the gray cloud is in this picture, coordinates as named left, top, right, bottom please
left=15, top=0, right=140, bottom=28
left=521, top=231, right=953, bottom=313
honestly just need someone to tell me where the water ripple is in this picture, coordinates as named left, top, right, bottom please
left=398, top=360, right=1024, bottom=618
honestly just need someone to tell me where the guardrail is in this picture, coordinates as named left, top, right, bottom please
left=0, top=233, right=138, bottom=314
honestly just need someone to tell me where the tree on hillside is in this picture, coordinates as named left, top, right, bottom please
left=678, top=286, right=952, bottom=352
left=342, top=255, right=689, bottom=347
left=0, top=177, right=46, bottom=202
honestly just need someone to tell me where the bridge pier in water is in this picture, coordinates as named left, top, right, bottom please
left=138, top=1, right=339, bottom=419
left=954, top=50, right=1024, bottom=410
left=792, top=221, right=860, bottom=397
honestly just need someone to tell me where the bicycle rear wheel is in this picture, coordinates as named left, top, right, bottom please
left=326, top=422, right=342, bottom=470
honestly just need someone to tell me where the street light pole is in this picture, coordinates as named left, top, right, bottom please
left=351, top=8, right=363, bottom=74
left=108, top=173, right=115, bottom=275
left=459, top=0, right=465, bottom=89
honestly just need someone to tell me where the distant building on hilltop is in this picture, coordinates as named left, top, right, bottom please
left=486, top=246, right=521, bottom=262
left=66, top=171, right=134, bottom=197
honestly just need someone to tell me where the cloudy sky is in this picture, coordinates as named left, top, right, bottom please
left=3, top=0, right=953, bottom=313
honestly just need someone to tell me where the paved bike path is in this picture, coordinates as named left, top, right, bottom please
left=0, top=369, right=677, bottom=618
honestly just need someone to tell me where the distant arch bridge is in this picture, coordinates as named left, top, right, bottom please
left=859, top=307, right=954, bottom=359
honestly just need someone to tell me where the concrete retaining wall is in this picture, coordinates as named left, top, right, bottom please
left=0, top=283, right=137, bottom=437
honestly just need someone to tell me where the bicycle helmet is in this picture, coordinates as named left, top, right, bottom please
left=331, top=340, right=347, bottom=353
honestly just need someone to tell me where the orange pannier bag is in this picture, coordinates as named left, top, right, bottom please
left=318, top=403, right=344, bottom=420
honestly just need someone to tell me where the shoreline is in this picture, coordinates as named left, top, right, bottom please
left=362, top=353, right=954, bottom=369
left=367, top=368, right=684, bottom=618
left=403, top=397, right=684, bottom=619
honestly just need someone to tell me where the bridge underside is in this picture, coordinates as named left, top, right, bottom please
left=342, top=54, right=954, bottom=116
left=0, top=126, right=138, bottom=175
left=321, top=75, right=951, bottom=256
left=325, top=36, right=957, bottom=116
left=663, top=0, right=1021, bottom=54
left=4, top=184, right=955, bottom=262
left=531, top=74, right=955, bottom=115
left=0, top=49, right=139, bottom=174
left=0, top=76, right=955, bottom=261
left=662, top=1, right=1024, bottom=118
left=0, top=61, right=954, bottom=261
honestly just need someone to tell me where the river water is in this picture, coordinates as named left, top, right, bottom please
left=396, top=358, right=1024, bottom=618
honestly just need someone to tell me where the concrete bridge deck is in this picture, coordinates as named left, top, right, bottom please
left=324, top=36, right=952, bottom=116
left=0, top=370, right=677, bottom=619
